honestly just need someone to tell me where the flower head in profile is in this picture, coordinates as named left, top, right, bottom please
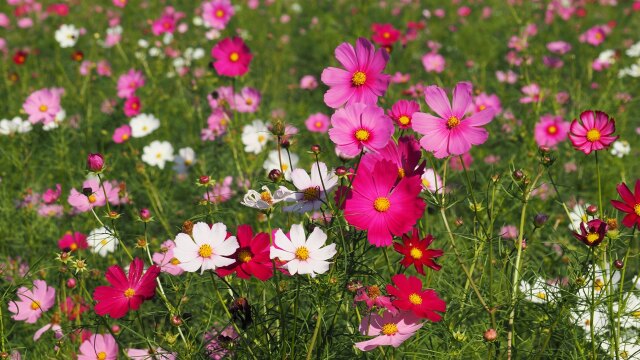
left=211, top=37, right=252, bottom=77
left=534, top=114, right=570, bottom=148
left=284, top=162, right=338, bottom=213
left=611, top=180, right=640, bottom=229
left=569, top=110, right=618, bottom=155
left=354, top=310, right=423, bottom=351
left=394, top=229, right=443, bottom=275
left=216, top=225, right=273, bottom=281
left=421, top=168, right=443, bottom=194
left=93, top=258, right=160, bottom=319
left=8, top=280, right=56, bottom=323
left=388, top=100, right=420, bottom=129
left=173, top=222, right=239, bottom=274
left=152, top=240, right=185, bottom=276
left=354, top=285, right=396, bottom=314
left=23, top=88, right=63, bottom=125
left=328, top=103, right=393, bottom=157
left=412, top=82, right=495, bottom=158
left=241, top=185, right=294, bottom=211
left=321, top=38, right=390, bottom=108
left=386, top=274, right=446, bottom=321
left=270, top=224, right=337, bottom=277
left=572, top=219, right=608, bottom=247
left=202, top=0, right=234, bottom=30
left=77, top=334, right=118, bottom=360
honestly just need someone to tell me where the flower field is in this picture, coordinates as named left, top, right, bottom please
left=1, top=0, right=640, bottom=359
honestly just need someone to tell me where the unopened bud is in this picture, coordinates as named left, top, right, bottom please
left=310, top=145, right=321, bottom=154
left=614, top=259, right=624, bottom=269
left=586, top=205, right=598, bottom=216
left=268, top=169, right=283, bottom=183
left=513, top=169, right=524, bottom=181
left=87, top=153, right=105, bottom=172
left=199, top=175, right=210, bottom=185
left=66, top=278, right=76, bottom=288
left=182, top=220, right=194, bottom=235
left=534, top=213, right=549, bottom=227
left=139, top=208, right=151, bottom=221
left=484, top=328, right=497, bottom=342
left=335, top=166, right=347, bottom=177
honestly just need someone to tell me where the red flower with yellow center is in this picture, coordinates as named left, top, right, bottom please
left=611, top=180, right=640, bottom=229
left=393, top=228, right=444, bottom=275
left=386, top=274, right=446, bottom=321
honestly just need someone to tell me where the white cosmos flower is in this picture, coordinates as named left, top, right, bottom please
left=571, top=304, right=608, bottom=339
left=568, top=203, right=593, bottom=231
left=0, top=117, right=32, bottom=135
left=173, top=222, right=239, bottom=274
left=284, top=162, right=337, bottom=213
left=87, top=226, right=119, bottom=257
left=241, top=120, right=271, bottom=154
left=270, top=224, right=337, bottom=278
left=130, top=114, right=160, bottom=138
left=519, top=277, right=559, bottom=304
left=241, top=186, right=294, bottom=210
left=142, top=141, right=174, bottom=169
left=263, top=150, right=299, bottom=180
left=611, top=140, right=631, bottom=158
left=576, top=264, right=621, bottom=304
left=601, top=340, right=640, bottom=360
left=616, top=294, right=640, bottom=329
left=173, top=147, right=196, bottom=174
left=626, top=41, right=640, bottom=57
left=421, top=168, right=443, bottom=194
left=55, top=24, right=80, bottom=48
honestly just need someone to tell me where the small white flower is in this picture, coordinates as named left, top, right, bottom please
left=576, top=264, right=621, bottom=303
left=241, top=186, right=294, bottom=210
left=519, top=277, right=559, bottom=303
left=0, top=117, right=32, bottom=135
left=173, top=222, right=239, bottom=274
left=192, top=48, right=205, bottom=60
left=263, top=150, right=299, bottom=180
left=568, top=203, right=593, bottom=231
left=43, top=109, right=66, bottom=131
left=291, top=3, right=302, bottom=13
left=421, top=168, right=443, bottom=194
left=611, top=140, right=631, bottom=158
left=138, top=39, right=149, bottom=48
left=162, top=33, right=173, bottom=45
left=87, top=227, right=119, bottom=257
left=626, top=41, right=640, bottom=57
left=192, top=16, right=204, bottom=27
left=107, top=25, right=122, bottom=36
left=142, top=141, right=174, bottom=169
left=241, top=120, right=271, bottom=154
left=149, top=47, right=161, bottom=57
left=173, top=147, right=196, bottom=174
left=616, top=294, right=640, bottom=329
left=284, top=162, right=337, bottom=213
left=55, top=24, right=80, bottom=48
left=270, top=224, right=337, bottom=277
left=597, top=49, right=616, bottom=65
left=173, top=57, right=186, bottom=69
left=130, top=113, right=160, bottom=138
left=571, top=304, right=608, bottom=339
left=205, top=29, right=221, bottom=40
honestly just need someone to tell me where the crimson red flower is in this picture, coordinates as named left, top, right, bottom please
left=611, top=180, right=640, bottom=229
left=217, top=225, right=273, bottom=281
left=371, top=23, right=400, bottom=46
left=572, top=219, right=608, bottom=247
left=386, top=274, right=446, bottom=322
left=93, top=258, right=160, bottom=319
left=13, top=51, right=27, bottom=65
left=393, top=229, right=443, bottom=275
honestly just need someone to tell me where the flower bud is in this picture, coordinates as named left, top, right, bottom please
left=483, top=328, right=497, bottom=342
left=310, top=145, right=321, bottom=154
left=268, top=169, right=283, bottom=183
left=271, top=119, right=285, bottom=136
left=335, top=166, right=347, bottom=177
left=534, top=213, right=549, bottom=227
left=87, top=153, right=105, bottom=172
left=111, top=325, right=121, bottom=334
left=66, top=278, right=76, bottom=289
left=199, top=175, right=210, bottom=185
left=171, top=315, right=183, bottom=326
left=139, top=208, right=151, bottom=221
left=586, top=205, right=598, bottom=216
left=182, top=220, right=194, bottom=235
left=614, top=259, right=624, bottom=269
left=512, top=169, right=524, bottom=181
left=280, top=139, right=291, bottom=149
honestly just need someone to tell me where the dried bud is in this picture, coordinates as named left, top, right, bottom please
left=271, top=119, right=285, bottom=136
left=87, top=153, right=105, bottom=172
left=483, top=328, right=498, bottom=342
left=268, top=169, right=283, bottom=183
left=182, top=220, right=194, bottom=235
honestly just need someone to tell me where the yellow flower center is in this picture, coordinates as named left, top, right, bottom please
left=295, top=246, right=310, bottom=261
left=595, top=279, right=604, bottom=292
left=585, top=232, right=600, bottom=244
left=156, top=152, right=163, bottom=159
left=315, top=121, right=323, bottom=128
left=354, top=129, right=370, bottom=141
left=260, top=191, right=273, bottom=204
left=97, top=352, right=107, bottom=360
left=634, top=204, right=640, bottom=216
left=382, top=32, right=390, bottom=39
left=70, top=243, right=78, bottom=251
left=535, top=292, right=546, bottom=300
left=398, top=115, right=410, bottom=125
left=367, top=285, right=381, bottom=299
left=30, top=301, right=41, bottom=310
left=257, top=134, right=265, bottom=142
left=422, top=178, right=431, bottom=188
left=373, top=197, right=391, bottom=212
left=398, top=168, right=405, bottom=178
left=446, top=116, right=461, bottom=129
left=238, top=249, right=253, bottom=263
left=245, top=98, right=253, bottom=105
left=547, top=125, right=557, bottom=134
left=198, top=244, right=213, bottom=258
left=88, top=194, right=97, bottom=203
left=229, top=52, right=239, bottom=62
left=621, top=350, right=629, bottom=360
left=631, top=310, right=640, bottom=318
left=215, top=9, right=224, bottom=18
left=410, top=248, right=423, bottom=259
left=351, top=71, right=367, bottom=86
left=479, top=104, right=487, bottom=111
left=381, top=323, right=398, bottom=336
left=100, top=239, right=108, bottom=245
left=122, top=133, right=130, bottom=141
left=170, top=258, right=181, bottom=265
left=124, top=288, right=135, bottom=298
left=39, top=105, right=48, bottom=112
left=142, top=125, right=148, bottom=132
left=303, top=186, right=321, bottom=201
left=408, top=293, right=423, bottom=305
left=586, top=129, right=601, bottom=142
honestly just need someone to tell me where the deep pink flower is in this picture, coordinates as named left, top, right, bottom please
left=211, top=37, right=252, bottom=77
left=387, top=100, right=420, bottom=129
left=123, top=96, right=141, bottom=117
left=42, top=184, right=62, bottom=204
left=371, top=23, right=400, bottom=46
left=305, top=113, right=330, bottom=133
left=58, top=231, right=88, bottom=252
left=216, top=225, right=273, bottom=281
left=113, top=0, right=127, bottom=7
left=386, top=274, right=446, bottom=321
left=412, top=82, right=495, bottom=158
left=354, top=285, right=397, bottom=314
left=299, top=75, right=318, bottom=90
left=611, top=180, right=640, bottom=229
left=8, top=280, right=55, bottom=323
left=116, top=69, right=145, bottom=99
left=321, top=38, right=390, bottom=109
left=112, top=124, right=132, bottom=143
left=354, top=310, right=423, bottom=351
left=534, top=114, right=570, bottom=147
left=360, top=136, right=425, bottom=179
left=202, top=0, right=234, bottom=30
left=152, top=15, right=176, bottom=36
left=581, top=25, right=608, bottom=46
left=547, top=41, right=572, bottom=54
left=78, top=334, right=118, bottom=360
left=93, top=258, right=160, bottom=319
left=23, top=88, right=63, bottom=124
left=344, top=160, right=425, bottom=247
left=568, top=110, right=618, bottom=155
left=328, top=103, right=393, bottom=157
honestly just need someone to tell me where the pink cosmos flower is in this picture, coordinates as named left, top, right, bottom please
left=233, top=87, right=261, bottom=113
left=112, top=124, right=132, bottom=143
left=547, top=41, right=572, bottom=54
left=207, top=86, right=235, bottom=109
left=123, top=96, right=141, bottom=117
left=202, top=0, right=234, bottom=30
left=34, top=318, right=63, bottom=341
left=211, top=37, right=252, bottom=77
left=116, top=69, right=145, bottom=99
left=93, top=258, right=160, bottom=319
left=387, top=100, right=420, bottom=129
left=203, top=176, right=234, bottom=203
left=371, top=23, right=400, bottom=47
left=77, top=334, right=118, bottom=360
left=344, top=160, right=425, bottom=247
left=569, top=110, right=618, bottom=155
left=201, top=109, right=230, bottom=141
left=96, top=60, right=112, bottom=77
left=581, top=25, right=608, bottom=46
left=113, top=0, right=127, bottom=7
left=412, top=82, right=495, bottom=159
left=421, top=52, right=445, bottom=73
left=534, top=114, right=570, bottom=147
left=23, top=88, right=63, bottom=124
left=42, top=184, right=62, bottom=204
left=305, top=113, right=330, bottom=133
left=473, top=93, right=502, bottom=115
left=354, top=310, right=423, bottom=351
left=67, top=178, right=119, bottom=213
left=8, top=280, right=55, bottom=323
left=519, top=83, right=542, bottom=103
left=58, top=231, right=88, bottom=252
left=360, top=136, right=425, bottom=179
left=355, top=285, right=397, bottom=314
left=127, top=348, right=176, bottom=360
left=37, top=204, right=64, bottom=217
left=152, top=15, right=176, bottom=36
left=496, top=70, right=518, bottom=84
left=321, top=37, right=391, bottom=109
left=152, top=240, right=185, bottom=276
left=299, top=75, right=318, bottom=90
left=328, top=103, right=393, bottom=157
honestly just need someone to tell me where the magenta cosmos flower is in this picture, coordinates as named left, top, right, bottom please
left=412, top=82, right=495, bottom=159
left=117, top=69, right=145, bottom=99
left=211, top=37, right=252, bottom=77
left=387, top=99, right=420, bottom=129
left=216, top=224, right=273, bottom=281
left=355, top=310, right=423, bottom=351
left=305, top=113, right=330, bottom=133
left=77, top=334, right=118, bottom=360
left=568, top=110, right=618, bottom=155
left=534, top=114, right=570, bottom=147
left=8, top=280, right=55, bottom=323
left=202, top=0, right=234, bottom=30
left=321, top=37, right=390, bottom=109
left=93, top=258, right=160, bottom=319
left=328, top=103, right=393, bottom=157
left=344, top=160, right=425, bottom=247
left=611, top=180, right=640, bottom=229
left=23, top=88, right=63, bottom=124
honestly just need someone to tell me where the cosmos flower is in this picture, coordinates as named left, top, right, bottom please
left=359, top=135, right=425, bottom=179
left=173, top=222, right=239, bottom=274
left=421, top=52, right=445, bottom=73
left=393, top=229, right=443, bottom=275
left=354, top=310, right=423, bottom=351
left=123, top=96, right=141, bottom=117
left=270, top=224, right=337, bottom=277
left=141, top=140, right=175, bottom=169
left=116, top=69, right=145, bottom=99
left=534, top=114, right=570, bottom=148
left=354, top=285, right=397, bottom=314
left=130, top=113, right=160, bottom=138
left=371, top=23, right=400, bottom=47
left=611, top=180, right=640, bottom=229
left=386, top=274, right=446, bottom=321
left=211, top=37, right=252, bottom=77
left=77, top=334, right=118, bottom=360
left=284, top=162, right=338, bottom=213
left=412, top=82, right=495, bottom=158
left=202, top=0, right=234, bottom=30
left=241, top=119, right=271, bottom=154
left=305, top=113, right=330, bottom=133
left=421, top=168, right=443, bottom=194
left=0, top=117, right=32, bottom=135
left=519, top=277, right=559, bottom=304
left=54, top=24, right=79, bottom=48
left=569, top=110, right=618, bottom=155
left=387, top=100, right=420, bottom=129
left=8, top=280, right=55, bottom=323
left=58, top=231, right=88, bottom=252
left=328, top=102, right=394, bottom=157
left=234, top=87, right=261, bottom=113
left=572, top=219, right=608, bottom=247
left=216, top=225, right=273, bottom=281
left=93, top=258, right=160, bottom=319
left=262, top=149, right=299, bottom=180
left=321, top=37, right=390, bottom=108
left=67, top=178, right=119, bottom=213
left=23, top=88, right=63, bottom=125
left=152, top=240, right=185, bottom=276
left=241, top=185, right=294, bottom=210
left=127, top=348, right=177, bottom=360
left=87, top=226, right=119, bottom=257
